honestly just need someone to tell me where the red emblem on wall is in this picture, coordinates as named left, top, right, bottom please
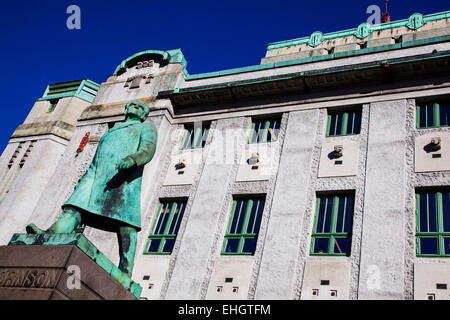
left=75, top=132, right=90, bottom=157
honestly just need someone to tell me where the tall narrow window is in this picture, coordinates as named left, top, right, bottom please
left=326, top=109, right=361, bottom=137
left=248, top=117, right=280, bottom=144
left=311, top=193, right=354, bottom=256
left=416, top=190, right=450, bottom=256
left=145, top=200, right=187, bottom=255
left=222, top=197, right=265, bottom=255
left=416, top=102, right=450, bottom=128
left=180, top=122, right=210, bottom=150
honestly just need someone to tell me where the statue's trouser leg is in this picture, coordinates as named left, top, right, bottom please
left=117, top=226, right=137, bottom=276
left=49, top=206, right=82, bottom=233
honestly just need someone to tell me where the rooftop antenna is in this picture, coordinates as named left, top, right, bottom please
left=381, top=0, right=391, bottom=23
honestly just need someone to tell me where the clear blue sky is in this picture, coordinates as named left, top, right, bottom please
left=0, top=0, right=448, bottom=152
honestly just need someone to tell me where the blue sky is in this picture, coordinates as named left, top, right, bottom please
left=0, top=0, right=448, bottom=151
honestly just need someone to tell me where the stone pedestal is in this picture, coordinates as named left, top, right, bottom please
left=0, top=233, right=142, bottom=300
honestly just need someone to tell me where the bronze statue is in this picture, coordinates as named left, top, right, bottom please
left=26, top=100, right=157, bottom=277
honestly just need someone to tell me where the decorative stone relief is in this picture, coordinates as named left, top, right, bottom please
left=355, top=23, right=371, bottom=39
left=124, top=74, right=152, bottom=89
left=136, top=60, right=154, bottom=69
left=414, top=132, right=450, bottom=172
left=163, top=149, right=202, bottom=186
left=318, top=140, right=360, bottom=177
left=235, top=143, right=277, bottom=182
left=406, top=13, right=425, bottom=30
left=308, top=31, right=324, bottom=47
left=7, top=142, right=24, bottom=169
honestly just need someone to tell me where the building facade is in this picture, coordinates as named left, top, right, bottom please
left=1, top=11, right=450, bottom=300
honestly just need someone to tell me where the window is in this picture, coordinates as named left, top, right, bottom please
left=222, top=197, right=265, bottom=255
left=180, top=123, right=210, bottom=150
left=46, top=99, right=58, bottom=113
left=311, top=193, right=354, bottom=256
left=416, top=102, right=450, bottom=128
left=145, top=200, right=187, bottom=254
left=416, top=190, right=450, bottom=257
left=326, top=109, right=361, bottom=137
left=248, top=118, right=280, bottom=144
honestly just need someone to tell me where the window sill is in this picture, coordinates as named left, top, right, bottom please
left=326, top=133, right=360, bottom=138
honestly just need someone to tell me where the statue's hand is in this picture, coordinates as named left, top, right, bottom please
left=116, top=156, right=136, bottom=170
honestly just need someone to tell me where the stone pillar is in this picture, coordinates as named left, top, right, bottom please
left=254, top=109, right=319, bottom=299
left=358, top=99, right=407, bottom=299
left=165, top=117, right=246, bottom=299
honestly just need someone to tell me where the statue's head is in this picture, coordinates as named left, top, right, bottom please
left=124, top=100, right=150, bottom=122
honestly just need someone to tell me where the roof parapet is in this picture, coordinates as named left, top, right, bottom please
left=266, top=11, right=450, bottom=52
left=38, top=79, right=100, bottom=103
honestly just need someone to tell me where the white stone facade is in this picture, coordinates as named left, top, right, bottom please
left=1, top=11, right=450, bottom=300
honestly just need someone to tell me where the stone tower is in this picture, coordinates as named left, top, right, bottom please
left=0, top=80, right=99, bottom=243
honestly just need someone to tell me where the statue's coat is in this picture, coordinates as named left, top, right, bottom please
left=63, top=119, right=157, bottom=230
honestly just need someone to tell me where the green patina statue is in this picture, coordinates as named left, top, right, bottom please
left=26, top=100, right=157, bottom=277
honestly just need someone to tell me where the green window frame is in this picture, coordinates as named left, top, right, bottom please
left=416, top=190, right=450, bottom=257
left=416, top=102, right=450, bottom=129
left=311, top=194, right=354, bottom=256
left=248, top=118, right=280, bottom=144
left=326, top=110, right=361, bottom=137
left=222, top=198, right=265, bottom=255
left=180, top=123, right=209, bottom=150
left=145, top=200, right=187, bottom=255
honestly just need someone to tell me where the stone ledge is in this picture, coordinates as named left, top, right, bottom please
left=11, top=120, right=75, bottom=141
left=80, top=97, right=156, bottom=120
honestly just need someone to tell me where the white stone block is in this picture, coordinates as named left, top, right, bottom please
left=300, top=260, right=351, bottom=300
left=414, top=262, right=450, bottom=300
left=133, top=257, right=170, bottom=300
left=318, top=140, right=359, bottom=177
left=206, top=257, right=254, bottom=300
left=163, top=149, right=202, bottom=185
left=235, top=143, right=277, bottom=182
left=415, top=132, right=450, bottom=172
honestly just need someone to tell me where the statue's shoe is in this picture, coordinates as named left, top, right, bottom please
left=26, top=223, right=48, bottom=234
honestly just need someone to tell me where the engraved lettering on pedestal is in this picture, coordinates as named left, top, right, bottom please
left=0, top=268, right=58, bottom=288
